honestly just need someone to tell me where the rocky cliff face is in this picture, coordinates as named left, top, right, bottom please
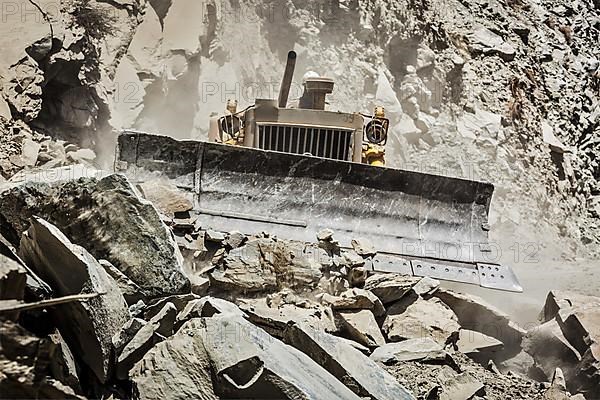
left=0, top=0, right=598, bottom=261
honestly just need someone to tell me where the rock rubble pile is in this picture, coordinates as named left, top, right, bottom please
left=1, top=168, right=598, bottom=399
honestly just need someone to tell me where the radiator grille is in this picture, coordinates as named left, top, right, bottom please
left=256, top=124, right=353, bottom=161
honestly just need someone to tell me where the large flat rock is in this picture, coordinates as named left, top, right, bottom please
left=284, top=322, right=415, bottom=400
left=434, top=289, right=525, bottom=358
left=19, top=217, right=129, bottom=382
left=198, top=315, right=361, bottom=399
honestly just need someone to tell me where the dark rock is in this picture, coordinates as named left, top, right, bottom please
left=19, top=217, right=129, bottom=383
left=0, top=173, right=190, bottom=298
left=0, top=320, right=85, bottom=399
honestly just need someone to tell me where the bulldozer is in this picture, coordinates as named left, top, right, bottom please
left=116, top=51, right=522, bottom=292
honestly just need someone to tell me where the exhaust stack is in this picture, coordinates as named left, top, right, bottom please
left=277, top=51, right=297, bottom=108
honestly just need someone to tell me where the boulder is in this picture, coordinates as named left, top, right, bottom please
left=543, top=291, right=600, bottom=397
left=434, top=289, right=525, bottom=358
left=49, top=330, right=80, bottom=392
left=131, top=319, right=218, bottom=400
left=0, top=233, right=51, bottom=298
left=176, top=296, right=246, bottom=327
left=0, top=173, right=190, bottom=298
left=137, top=180, right=193, bottom=216
left=199, top=315, right=362, bottom=399
left=468, top=25, right=516, bottom=61
left=284, top=322, right=415, bottom=399
left=383, top=297, right=460, bottom=345
left=224, top=231, right=246, bottom=249
left=209, top=239, right=277, bottom=293
left=143, top=293, right=201, bottom=320
left=523, top=319, right=581, bottom=385
left=336, top=310, right=386, bottom=348
left=112, top=317, right=147, bottom=355
left=364, top=274, right=420, bottom=304
left=18, top=217, right=129, bottom=383
left=210, top=238, right=323, bottom=293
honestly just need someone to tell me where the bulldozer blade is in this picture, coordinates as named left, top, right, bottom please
left=116, top=131, right=522, bottom=292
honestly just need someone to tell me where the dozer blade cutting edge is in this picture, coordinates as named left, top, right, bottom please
left=116, top=131, right=523, bottom=293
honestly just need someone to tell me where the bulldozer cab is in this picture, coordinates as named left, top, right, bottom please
left=115, top=51, right=522, bottom=293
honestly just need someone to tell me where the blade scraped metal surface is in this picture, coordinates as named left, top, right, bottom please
left=116, top=131, right=523, bottom=292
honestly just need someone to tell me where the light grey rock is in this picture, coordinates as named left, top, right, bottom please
left=542, top=291, right=600, bottom=397
left=143, top=293, right=201, bottom=320
left=523, top=319, right=580, bottom=384
left=412, top=276, right=440, bottom=296
left=137, top=180, right=193, bottom=216
left=1, top=173, right=190, bottom=298
left=200, top=315, right=361, bottom=399
left=336, top=309, right=386, bottom=348
left=364, top=274, right=420, bottom=304
left=19, top=217, right=129, bottom=383
left=434, top=289, right=525, bottom=357
left=321, top=288, right=385, bottom=317
left=383, top=297, right=460, bottom=345
left=209, top=239, right=277, bottom=293
left=370, top=337, right=446, bottom=364
left=468, top=25, right=516, bottom=61
left=284, top=322, right=415, bottom=399
left=224, top=230, right=246, bottom=249
left=350, top=238, right=376, bottom=256
left=439, top=372, right=484, bottom=400
left=317, top=228, right=334, bottom=241
left=20, top=138, right=41, bottom=167
left=131, top=319, right=218, bottom=400
left=205, top=230, right=225, bottom=243
left=457, top=329, right=504, bottom=365
left=541, top=368, right=570, bottom=400
left=239, top=299, right=336, bottom=338
left=342, top=249, right=365, bottom=267
left=176, top=296, right=245, bottom=327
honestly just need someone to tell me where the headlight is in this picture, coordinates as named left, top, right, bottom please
left=365, top=106, right=388, bottom=145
